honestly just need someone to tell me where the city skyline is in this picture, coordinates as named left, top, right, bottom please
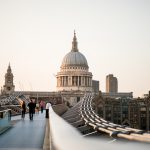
left=0, top=0, right=150, bottom=97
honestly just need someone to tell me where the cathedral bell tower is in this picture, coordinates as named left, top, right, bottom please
left=2, top=64, right=15, bottom=95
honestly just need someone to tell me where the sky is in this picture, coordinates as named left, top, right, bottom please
left=0, top=0, right=150, bottom=97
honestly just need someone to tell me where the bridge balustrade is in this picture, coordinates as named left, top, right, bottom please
left=49, top=105, right=140, bottom=150
left=80, top=93, right=150, bottom=143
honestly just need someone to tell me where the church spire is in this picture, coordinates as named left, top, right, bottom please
left=7, top=63, right=12, bottom=73
left=71, top=30, right=78, bottom=52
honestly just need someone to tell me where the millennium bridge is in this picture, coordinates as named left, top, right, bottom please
left=0, top=93, right=150, bottom=150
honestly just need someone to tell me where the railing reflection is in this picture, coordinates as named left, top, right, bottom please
left=0, top=109, right=11, bottom=132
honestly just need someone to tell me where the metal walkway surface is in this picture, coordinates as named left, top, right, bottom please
left=0, top=112, right=46, bottom=150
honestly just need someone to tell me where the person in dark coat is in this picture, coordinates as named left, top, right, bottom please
left=21, top=100, right=26, bottom=119
left=33, top=100, right=36, bottom=114
left=28, top=99, right=35, bottom=120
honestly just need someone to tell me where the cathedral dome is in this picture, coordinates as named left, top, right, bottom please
left=57, top=32, right=93, bottom=95
left=61, top=51, right=88, bottom=68
left=61, top=32, right=88, bottom=69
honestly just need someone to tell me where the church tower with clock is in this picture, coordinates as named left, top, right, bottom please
left=2, top=63, right=15, bottom=95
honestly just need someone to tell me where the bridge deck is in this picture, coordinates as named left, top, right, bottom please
left=0, top=112, right=46, bottom=150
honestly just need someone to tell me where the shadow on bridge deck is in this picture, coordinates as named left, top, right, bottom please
left=0, top=112, right=47, bottom=150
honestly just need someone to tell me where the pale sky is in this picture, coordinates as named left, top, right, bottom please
left=0, top=0, right=150, bottom=97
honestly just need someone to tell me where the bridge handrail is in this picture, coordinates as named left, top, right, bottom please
left=0, top=109, right=11, bottom=114
left=49, top=106, right=89, bottom=150
left=1, top=105, right=21, bottom=107
left=49, top=106, right=116, bottom=150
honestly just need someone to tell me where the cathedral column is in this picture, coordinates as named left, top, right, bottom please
left=69, top=76, right=72, bottom=86
left=66, top=76, right=68, bottom=86
left=86, top=76, right=88, bottom=86
left=60, top=77, right=62, bottom=86
left=61, top=76, right=63, bottom=86
left=76, top=76, right=78, bottom=86
left=63, top=76, right=66, bottom=86
left=65, top=76, right=68, bottom=86
left=81, top=76, right=84, bottom=86
left=85, top=76, right=87, bottom=86
left=62, top=76, right=63, bottom=86
left=74, top=76, right=76, bottom=86
left=79, top=76, right=81, bottom=86
left=84, top=76, right=85, bottom=86
left=71, top=76, right=74, bottom=86
left=59, top=77, right=61, bottom=86
left=64, top=76, right=66, bottom=86
left=63, top=76, right=65, bottom=86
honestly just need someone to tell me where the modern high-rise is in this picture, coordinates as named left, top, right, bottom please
left=92, top=80, right=99, bottom=93
left=106, top=74, right=118, bottom=93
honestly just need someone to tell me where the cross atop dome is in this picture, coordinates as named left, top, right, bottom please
left=71, top=30, right=78, bottom=52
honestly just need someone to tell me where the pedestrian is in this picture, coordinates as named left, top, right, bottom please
left=21, top=100, right=26, bottom=119
left=36, top=102, right=39, bottom=113
left=40, top=101, right=44, bottom=113
left=32, top=99, right=36, bottom=114
left=45, top=102, right=51, bottom=118
left=28, top=99, right=35, bottom=120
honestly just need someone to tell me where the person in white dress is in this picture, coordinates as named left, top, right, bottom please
left=45, top=102, right=51, bottom=118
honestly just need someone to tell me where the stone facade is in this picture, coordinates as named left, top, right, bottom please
left=94, top=92, right=130, bottom=126
left=129, top=93, right=150, bottom=131
left=94, top=91, right=150, bottom=131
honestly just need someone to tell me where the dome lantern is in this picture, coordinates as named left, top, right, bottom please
left=71, top=31, right=78, bottom=52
